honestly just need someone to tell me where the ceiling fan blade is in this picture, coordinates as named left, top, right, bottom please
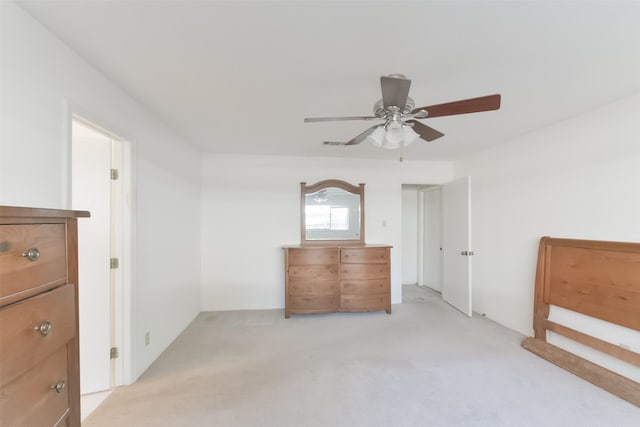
left=406, top=120, right=444, bottom=142
left=345, top=125, right=380, bottom=145
left=381, top=75, right=411, bottom=109
left=412, top=94, right=501, bottom=118
left=304, top=116, right=378, bottom=123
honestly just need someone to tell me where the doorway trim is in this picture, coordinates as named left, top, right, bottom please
left=64, top=99, right=134, bottom=387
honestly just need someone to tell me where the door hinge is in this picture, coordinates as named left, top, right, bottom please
left=110, top=347, right=119, bottom=359
left=110, top=168, right=119, bottom=180
left=110, top=257, right=119, bottom=269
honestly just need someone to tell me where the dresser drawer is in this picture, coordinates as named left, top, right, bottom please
left=289, top=295, right=339, bottom=312
left=289, top=280, right=338, bottom=296
left=287, top=247, right=338, bottom=265
left=0, top=284, right=75, bottom=387
left=341, top=247, right=389, bottom=264
left=341, top=278, right=388, bottom=295
left=341, top=264, right=388, bottom=280
left=0, top=345, right=70, bottom=427
left=340, top=294, right=390, bottom=312
left=0, top=224, right=67, bottom=302
left=288, top=265, right=338, bottom=281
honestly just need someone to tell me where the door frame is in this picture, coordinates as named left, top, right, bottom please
left=64, top=100, right=134, bottom=386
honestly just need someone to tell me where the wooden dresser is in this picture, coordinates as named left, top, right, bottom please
left=0, top=206, right=89, bottom=427
left=283, top=245, right=392, bottom=318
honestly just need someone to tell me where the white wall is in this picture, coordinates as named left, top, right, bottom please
left=200, top=154, right=452, bottom=311
left=455, top=93, right=640, bottom=379
left=0, top=2, right=201, bottom=380
left=401, top=187, right=419, bottom=285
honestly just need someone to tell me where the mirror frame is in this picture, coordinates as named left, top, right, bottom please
left=300, top=179, right=365, bottom=246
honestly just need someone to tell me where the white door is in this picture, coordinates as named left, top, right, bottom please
left=442, top=176, right=472, bottom=316
left=72, top=121, right=112, bottom=394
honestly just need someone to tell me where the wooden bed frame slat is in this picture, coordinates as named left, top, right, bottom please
left=522, top=338, right=640, bottom=407
left=524, top=236, right=640, bottom=407
left=544, top=320, right=640, bottom=368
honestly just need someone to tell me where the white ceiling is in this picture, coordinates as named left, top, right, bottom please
left=18, top=1, right=640, bottom=161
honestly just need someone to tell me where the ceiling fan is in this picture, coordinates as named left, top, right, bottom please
left=304, top=74, right=501, bottom=149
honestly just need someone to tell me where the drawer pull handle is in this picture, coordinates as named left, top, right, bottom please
left=50, top=381, right=66, bottom=393
left=35, top=320, right=52, bottom=336
left=22, top=247, right=40, bottom=261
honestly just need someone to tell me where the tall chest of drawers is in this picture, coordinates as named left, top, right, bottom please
left=283, top=245, right=392, bottom=318
left=0, top=206, right=89, bottom=427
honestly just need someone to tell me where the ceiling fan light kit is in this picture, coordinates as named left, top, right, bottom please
left=366, top=124, right=420, bottom=150
left=305, top=74, right=501, bottom=152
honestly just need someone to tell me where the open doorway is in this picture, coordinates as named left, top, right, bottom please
left=401, top=178, right=473, bottom=316
left=71, top=117, right=132, bottom=420
left=401, top=184, right=443, bottom=304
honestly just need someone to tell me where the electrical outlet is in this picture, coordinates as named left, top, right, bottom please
left=145, top=331, right=150, bottom=346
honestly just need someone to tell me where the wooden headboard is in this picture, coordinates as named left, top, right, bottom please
left=522, top=237, right=640, bottom=407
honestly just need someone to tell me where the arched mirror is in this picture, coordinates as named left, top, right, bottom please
left=301, top=179, right=365, bottom=245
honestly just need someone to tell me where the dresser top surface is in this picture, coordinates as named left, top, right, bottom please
left=0, top=205, right=90, bottom=219
left=283, top=244, right=392, bottom=249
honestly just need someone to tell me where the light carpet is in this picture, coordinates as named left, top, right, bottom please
left=83, top=285, right=639, bottom=426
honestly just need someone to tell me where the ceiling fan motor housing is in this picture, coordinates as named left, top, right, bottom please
left=374, top=97, right=415, bottom=117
